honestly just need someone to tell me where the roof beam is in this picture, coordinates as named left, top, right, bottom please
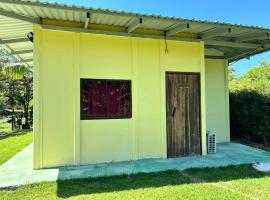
left=205, top=47, right=225, bottom=57
left=235, top=32, right=269, bottom=42
left=22, top=58, right=33, bottom=63
left=41, top=24, right=201, bottom=43
left=0, top=38, right=32, bottom=68
left=229, top=49, right=255, bottom=62
left=127, top=18, right=142, bottom=33
left=200, top=27, right=232, bottom=39
left=0, top=38, right=29, bottom=44
left=12, top=49, right=33, bottom=55
left=205, top=40, right=260, bottom=49
left=84, top=12, right=90, bottom=29
left=229, top=42, right=270, bottom=62
left=166, top=23, right=190, bottom=37
left=0, top=8, right=41, bottom=24
left=41, top=24, right=262, bottom=50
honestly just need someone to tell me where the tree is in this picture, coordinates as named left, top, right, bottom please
left=2, top=78, right=20, bottom=130
left=228, top=66, right=238, bottom=81
left=16, top=76, right=33, bottom=129
left=0, top=48, right=33, bottom=130
left=230, top=61, right=270, bottom=95
left=0, top=68, right=7, bottom=111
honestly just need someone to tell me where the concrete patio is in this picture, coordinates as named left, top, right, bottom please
left=1, top=142, right=270, bottom=188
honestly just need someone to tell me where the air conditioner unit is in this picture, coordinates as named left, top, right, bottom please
left=207, top=130, right=216, bottom=154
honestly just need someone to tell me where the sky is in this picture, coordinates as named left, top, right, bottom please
left=45, top=0, right=270, bottom=76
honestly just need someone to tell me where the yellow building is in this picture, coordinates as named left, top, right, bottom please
left=0, top=1, right=269, bottom=169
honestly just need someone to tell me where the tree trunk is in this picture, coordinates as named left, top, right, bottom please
left=22, top=78, right=31, bottom=129
left=23, top=103, right=30, bottom=129
left=11, top=107, right=15, bottom=131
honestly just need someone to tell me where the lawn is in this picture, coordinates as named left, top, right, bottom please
left=1, top=164, right=269, bottom=200
left=0, top=131, right=32, bottom=165
left=0, top=119, right=11, bottom=133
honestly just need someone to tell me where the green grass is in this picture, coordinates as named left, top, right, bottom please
left=1, top=164, right=270, bottom=200
left=0, top=119, right=11, bottom=133
left=0, top=131, right=32, bottom=165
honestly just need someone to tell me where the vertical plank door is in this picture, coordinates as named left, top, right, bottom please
left=166, top=73, right=201, bottom=157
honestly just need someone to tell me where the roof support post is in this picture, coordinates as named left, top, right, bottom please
left=84, top=12, right=90, bottom=29
left=165, top=23, right=190, bottom=37
left=127, top=18, right=142, bottom=33
left=0, top=8, right=41, bottom=24
left=200, top=27, right=232, bottom=39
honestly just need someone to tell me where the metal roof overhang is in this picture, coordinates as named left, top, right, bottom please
left=0, top=0, right=270, bottom=66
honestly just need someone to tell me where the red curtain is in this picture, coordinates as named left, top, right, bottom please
left=107, top=81, right=130, bottom=117
left=81, top=79, right=131, bottom=119
left=87, top=80, right=106, bottom=116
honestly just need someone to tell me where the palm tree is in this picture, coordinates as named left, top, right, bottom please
left=2, top=64, right=31, bottom=79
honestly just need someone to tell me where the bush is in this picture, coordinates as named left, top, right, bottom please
left=229, top=61, right=270, bottom=145
left=230, top=90, right=270, bottom=145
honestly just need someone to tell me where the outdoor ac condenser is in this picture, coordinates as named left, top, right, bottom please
left=207, top=130, right=216, bottom=154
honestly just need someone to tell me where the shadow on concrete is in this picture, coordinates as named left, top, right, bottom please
left=56, top=164, right=270, bottom=198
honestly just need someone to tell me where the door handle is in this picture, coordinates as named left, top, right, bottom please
left=172, top=107, right=176, bottom=117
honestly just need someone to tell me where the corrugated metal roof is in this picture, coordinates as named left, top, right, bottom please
left=2, top=0, right=268, bottom=30
left=0, top=14, right=33, bottom=66
left=0, top=0, right=270, bottom=64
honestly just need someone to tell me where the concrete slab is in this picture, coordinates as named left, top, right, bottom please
left=1, top=142, right=270, bottom=188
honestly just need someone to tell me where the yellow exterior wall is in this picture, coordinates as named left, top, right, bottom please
left=205, top=59, right=230, bottom=143
left=33, top=24, right=208, bottom=168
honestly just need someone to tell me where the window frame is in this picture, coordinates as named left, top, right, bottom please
left=80, top=78, right=132, bottom=120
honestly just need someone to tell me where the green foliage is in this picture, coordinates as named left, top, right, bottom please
left=0, top=47, right=33, bottom=130
left=2, top=65, right=31, bottom=80
left=228, top=66, right=238, bottom=81
left=0, top=95, right=7, bottom=111
left=230, top=61, right=270, bottom=95
left=0, top=48, right=16, bottom=65
left=229, top=61, right=270, bottom=145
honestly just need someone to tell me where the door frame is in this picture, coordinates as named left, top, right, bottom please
left=165, top=71, right=202, bottom=158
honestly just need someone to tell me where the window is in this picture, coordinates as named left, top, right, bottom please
left=80, top=79, right=132, bottom=119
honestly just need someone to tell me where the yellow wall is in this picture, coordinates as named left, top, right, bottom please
left=33, top=24, right=212, bottom=168
left=205, top=59, right=230, bottom=143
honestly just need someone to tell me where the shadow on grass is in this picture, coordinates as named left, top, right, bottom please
left=0, top=131, right=31, bottom=141
left=57, top=170, right=188, bottom=198
left=185, top=164, right=269, bottom=182
left=56, top=164, right=270, bottom=198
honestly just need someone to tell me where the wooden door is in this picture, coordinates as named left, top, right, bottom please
left=166, top=73, right=201, bottom=158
